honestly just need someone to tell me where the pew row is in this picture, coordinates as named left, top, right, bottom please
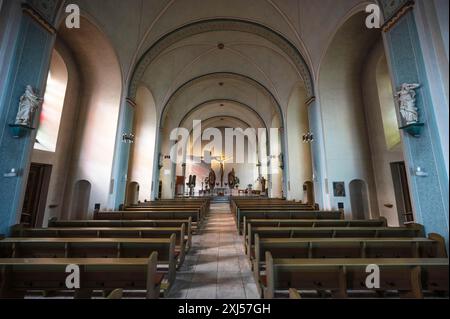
left=252, top=234, right=448, bottom=281
left=236, top=210, right=345, bottom=234
left=246, top=225, right=426, bottom=257
left=262, top=253, right=449, bottom=299
left=46, top=219, right=193, bottom=250
left=94, top=210, right=203, bottom=231
left=0, top=254, right=162, bottom=299
left=11, top=226, right=187, bottom=266
left=243, top=218, right=388, bottom=245
left=0, top=236, right=178, bottom=292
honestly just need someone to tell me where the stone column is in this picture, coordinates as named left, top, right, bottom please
left=0, top=0, right=62, bottom=234
left=381, top=0, right=449, bottom=244
left=109, top=98, right=136, bottom=209
left=307, top=97, right=328, bottom=209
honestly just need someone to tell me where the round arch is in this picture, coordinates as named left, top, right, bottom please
left=178, top=99, right=267, bottom=130
left=160, top=72, right=285, bottom=129
left=128, top=19, right=314, bottom=99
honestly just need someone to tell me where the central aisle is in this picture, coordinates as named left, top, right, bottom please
left=167, top=202, right=260, bottom=299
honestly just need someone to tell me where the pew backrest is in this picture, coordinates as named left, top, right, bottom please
left=263, top=252, right=449, bottom=299
left=0, top=253, right=161, bottom=299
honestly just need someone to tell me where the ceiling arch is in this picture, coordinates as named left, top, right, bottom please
left=160, top=72, right=283, bottom=130
left=179, top=99, right=267, bottom=131
left=128, top=19, right=314, bottom=100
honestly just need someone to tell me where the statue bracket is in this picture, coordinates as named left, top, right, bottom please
left=8, top=124, right=35, bottom=139
left=399, top=122, right=425, bottom=138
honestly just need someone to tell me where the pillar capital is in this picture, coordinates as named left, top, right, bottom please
left=380, top=0, right=415, bottom=32
left=305, top=96, right=316, bottom=107
left=126, top=97, right=137, bottom=108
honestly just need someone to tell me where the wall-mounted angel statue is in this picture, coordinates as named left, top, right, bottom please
left=396, top=83, right=421, bottom=125
left=15, top=85, right=43, bottom=127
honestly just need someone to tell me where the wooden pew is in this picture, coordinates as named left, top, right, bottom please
left=252, top=234, right=448, bottom=281
left=233, top=203, right=318, bottom=218
left=94, top=210, right=203, bottom=230
left=0, top=253, right=162, bottom=299
left=262, top=252, right=449, bottom=299
left=11, top=226, right=187, bottom=266
left=46, top=219, right=193, bottom=249
left=246, top=225, right=426, bottom=257
left=243, top=218, right=388, bottom=245
left=231, top=198, right=317, bottom=211
left=125, top=199, right=210, bottom=220
left=121, top=207, right=206, bottom=226
left=236, top=210, right=344, bottom=233
left=0, top=236, right=178, bottom=291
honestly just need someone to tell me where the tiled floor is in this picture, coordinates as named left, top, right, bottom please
left=167, top=202, right=260, bottom=299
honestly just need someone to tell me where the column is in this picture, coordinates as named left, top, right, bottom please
left=109, top=98, right=136, bottom=209
left=381, top=0, right=449, bottom=243
left=0, top=0, right=62, bottom=235
left=307, top=97, right=328, bottom=209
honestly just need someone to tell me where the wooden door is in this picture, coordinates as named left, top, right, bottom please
left=21, top=163, right=52, bottom=227
left=391, top=162, right=414, bottom=224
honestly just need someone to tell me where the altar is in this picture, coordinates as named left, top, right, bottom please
left=214, top=187, right=231, bottom=196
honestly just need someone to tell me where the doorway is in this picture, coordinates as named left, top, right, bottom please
left=21, top=163, right=52, bottom=227
left=390, top=162, right=414, bottom=224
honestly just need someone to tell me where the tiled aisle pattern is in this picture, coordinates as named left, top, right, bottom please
left=167, top=202, right=260, bottom=299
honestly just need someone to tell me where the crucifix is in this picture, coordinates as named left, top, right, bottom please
left=214, top=155, right=232, bottom=187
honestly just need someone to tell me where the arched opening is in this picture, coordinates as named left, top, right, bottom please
left=71, top=180, right=91, bottom=220
left=349, top=179, right=370, bottom=220
left=127, top=19, right=315, bottom=201
left=55, top=16, right=122, bottom=216
left=154, top=73, right=286, bottom=200
left=29, top=46, right=71, bottom=224
left=319, top=11, right=408, bottom=220
left=126, top=182, right=140, bottom=206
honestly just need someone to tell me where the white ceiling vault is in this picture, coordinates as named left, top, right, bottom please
left=59, top=0, right=376, bottom=128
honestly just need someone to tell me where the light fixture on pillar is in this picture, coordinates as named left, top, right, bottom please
left=158, top=153, right=163, bottom=171
left=302, top=132, right=314, bottom=143
left=122, top=133, right=135, bottom=144
left=414, top=166, right=429, bottom=177
left=279, top=154, right=284, bottom=170
left=3, top=168, right=19, bottom=178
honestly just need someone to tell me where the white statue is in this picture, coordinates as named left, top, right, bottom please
left=396, top=83, right=420, bottom=125
left=15, top=85, right=42, bottom=127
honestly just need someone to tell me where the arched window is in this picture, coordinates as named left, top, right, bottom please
left=34, top=50, right=68, bottom=152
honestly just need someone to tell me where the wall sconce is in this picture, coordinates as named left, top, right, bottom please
left=122, top=133, right=135, bottom=144
left=302, top=132, right=314, bottom=143
left=414, top=167, right=428, bottom=177
left=4, top=168, right=19, bottom=178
